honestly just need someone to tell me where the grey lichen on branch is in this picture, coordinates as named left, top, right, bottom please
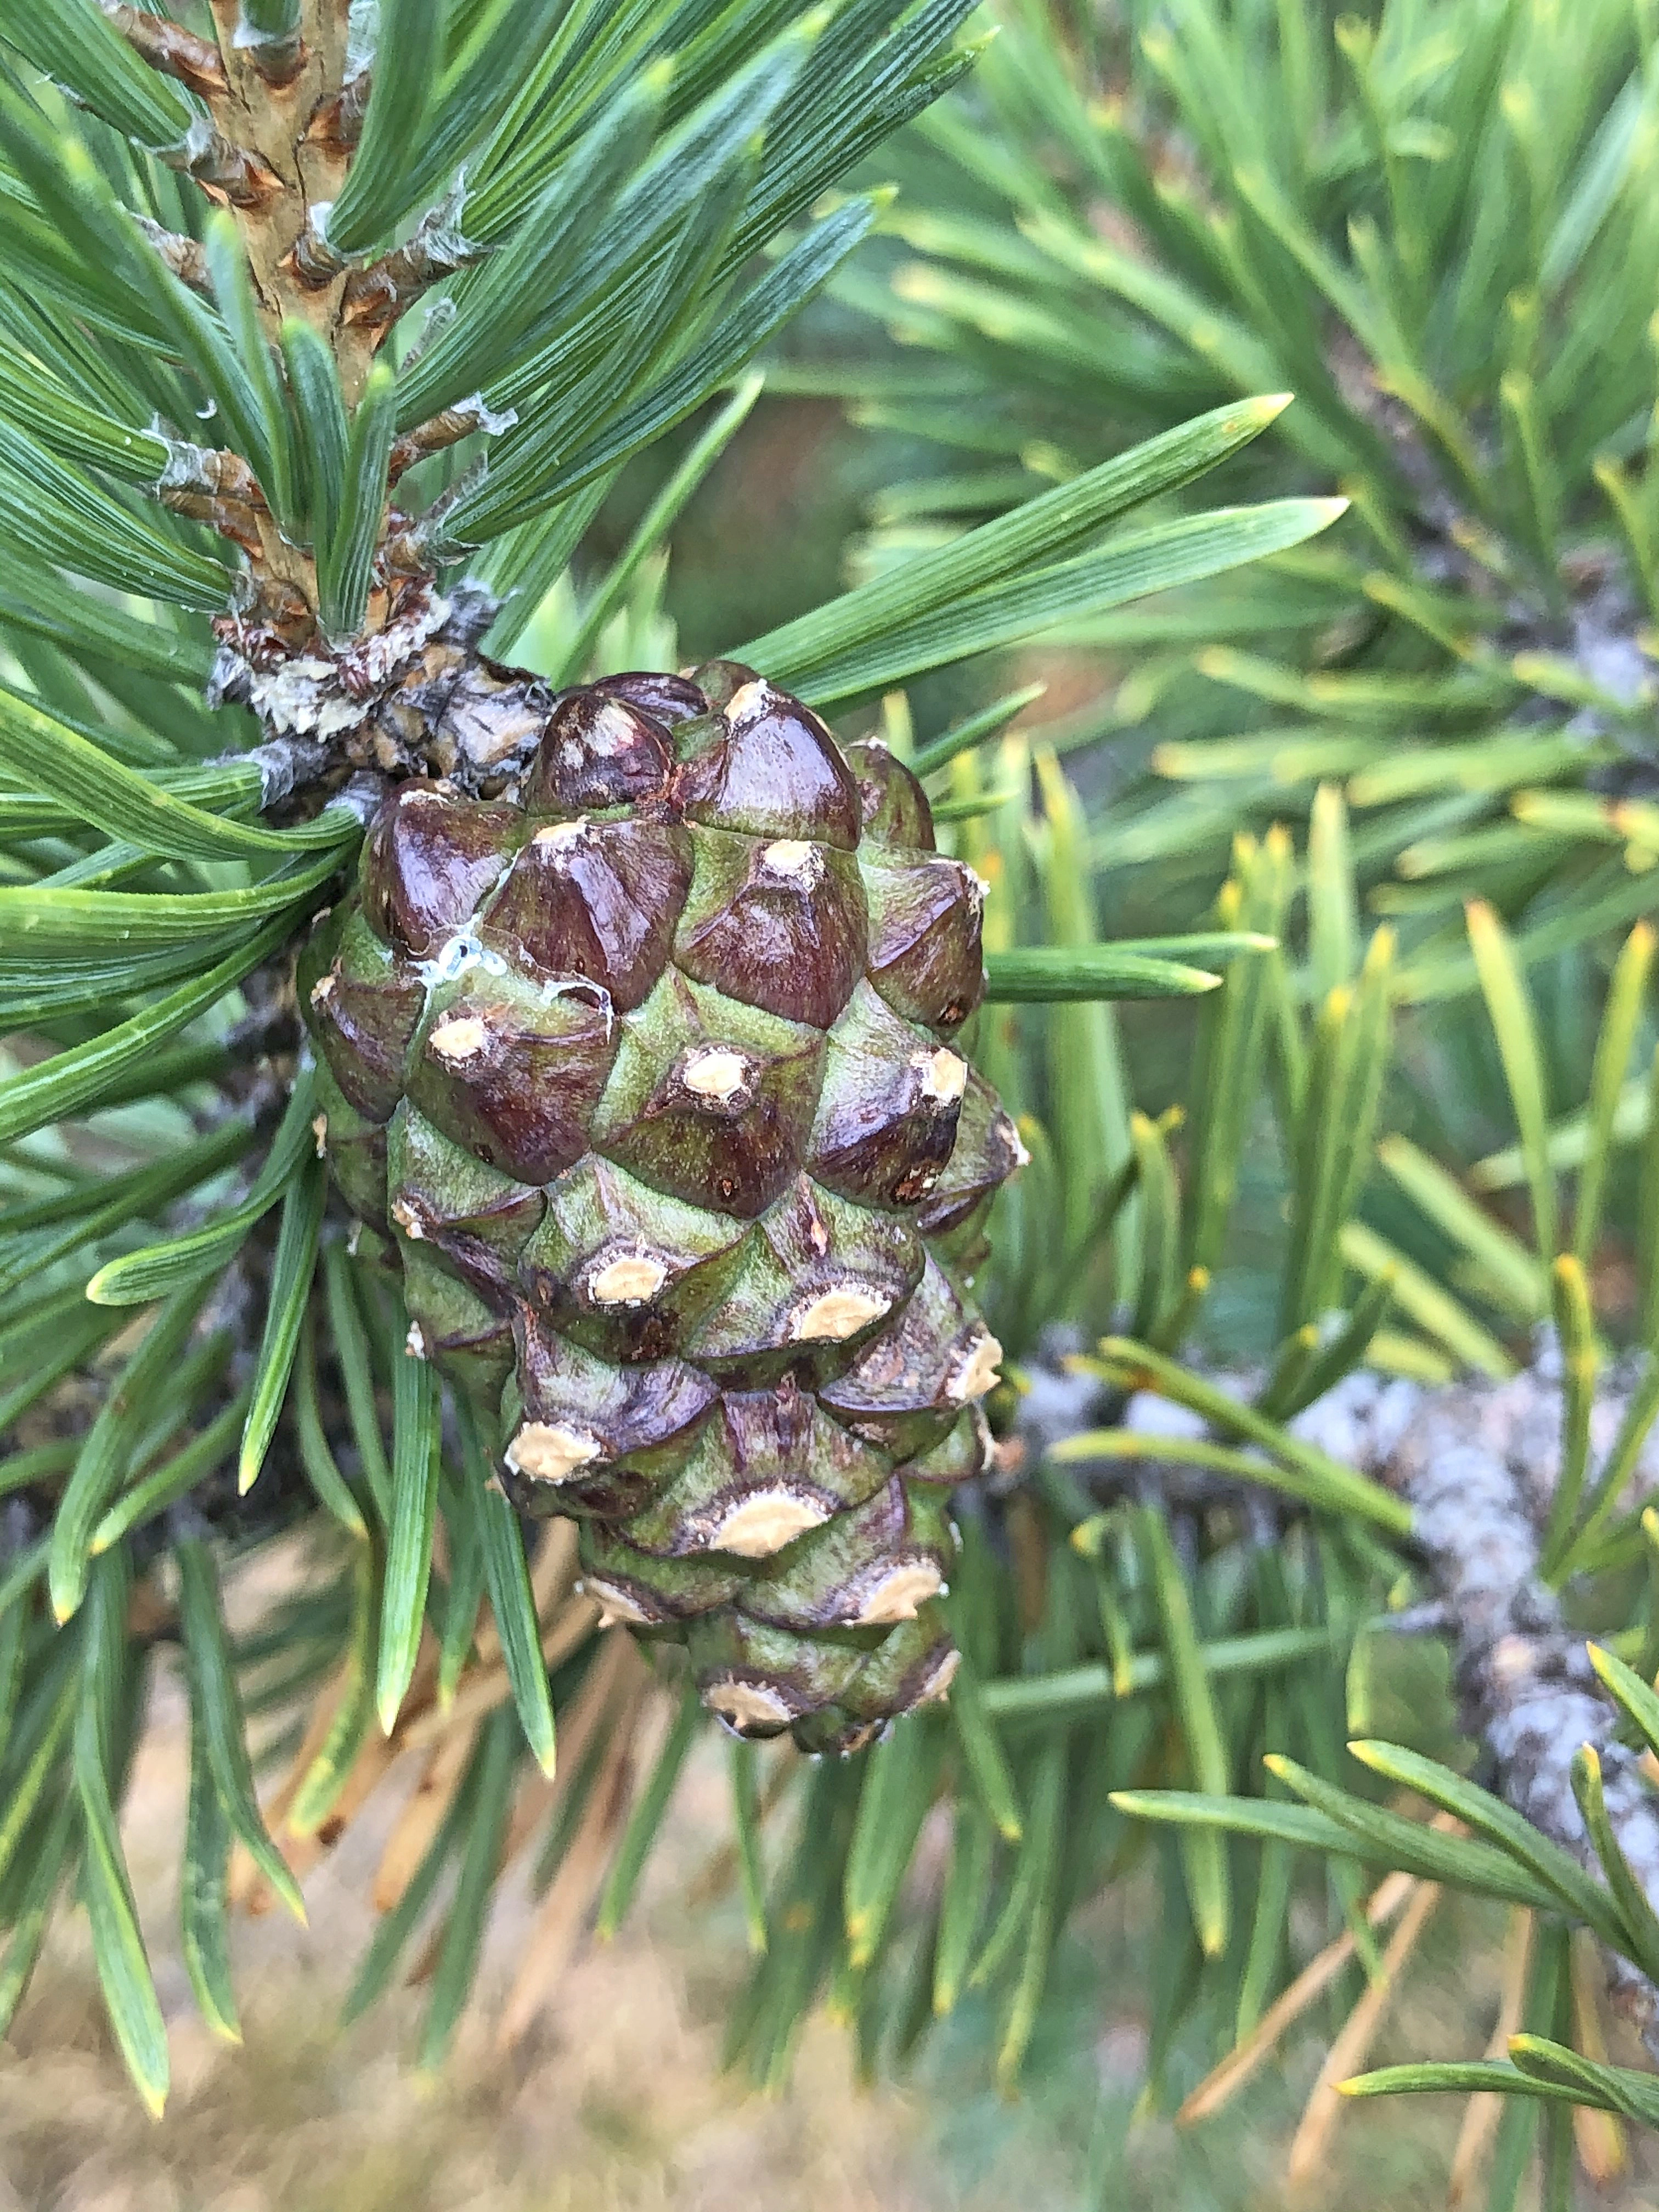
left=210, top=575, right=549, bottom=804
left=1304, top=1351, right=1659, bottom=2055
left=1035, top=1337, right=1659, bottom=2052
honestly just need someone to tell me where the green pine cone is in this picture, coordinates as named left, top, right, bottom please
left=301, top=661, right=1024, bottom=1752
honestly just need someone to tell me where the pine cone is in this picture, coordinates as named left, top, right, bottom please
left=301, top=662, right=1023, bottom=1751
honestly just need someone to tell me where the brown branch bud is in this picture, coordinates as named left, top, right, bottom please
left=340, top=212, right=489, bottom=339
left=308, top=70, right=369, bottom=157
left=166, top=120, right=284, bottom=213
left=162, top=443, right=267, bottom=507
left=132, top=215, right=212, bottom=296
left=160, top=485, right=266, bottom=558
left=212, top=578, right=317, bottom=666
left=379, top=522, right=431, bottom=578
left=281, top=217, right=348, bottom=292
left=236, top=21, right=306, bottom=88
left=100, top=2, right=228, bottom=98
left=387, top=398, right=517, bottom=484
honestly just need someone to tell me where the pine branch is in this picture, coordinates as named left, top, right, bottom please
left=1297, top=1353, right=1659, bottom=2053
left=1067, top=1342, right=1659, bottom=2056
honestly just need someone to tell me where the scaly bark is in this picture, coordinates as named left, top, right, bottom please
left=1034, top=1338, right=1659, bottom=2053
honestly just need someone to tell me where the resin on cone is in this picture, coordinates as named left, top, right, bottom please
left=302, top=663, right=1024, bottom=1750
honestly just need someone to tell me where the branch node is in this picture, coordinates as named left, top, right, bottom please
left=100, top=1, right=228, bottom=97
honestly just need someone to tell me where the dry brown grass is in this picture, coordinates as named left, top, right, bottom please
left=13, top=1654, right=1659, bottom=2212
left=0, top=1661, right=950, bottom=2212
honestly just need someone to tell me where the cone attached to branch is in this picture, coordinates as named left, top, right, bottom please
left=304, top=662, right=1023, bottom=1751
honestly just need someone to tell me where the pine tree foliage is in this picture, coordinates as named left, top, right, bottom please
left=794, top=0, right=1659, bottom=2191
left=0, top=0, right=1345, bottom=2120
left=836, top=0, right=1659, bottom=991
left=18, top=0, right=1659, bottom=2192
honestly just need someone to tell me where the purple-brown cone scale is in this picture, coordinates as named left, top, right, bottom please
left=301, top=663, right=1024, bottom=1752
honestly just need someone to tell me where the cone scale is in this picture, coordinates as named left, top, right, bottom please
left=303, top=663, right=1023, bottom=1751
